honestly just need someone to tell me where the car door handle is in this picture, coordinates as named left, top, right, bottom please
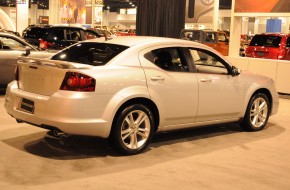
left=151, top=76, right=165, bottom=81
left=200, top=78, right=213, bottom=82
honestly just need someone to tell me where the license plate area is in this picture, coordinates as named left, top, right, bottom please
left=19, top=98, right=35, bottom=114
left=256, top=52, right=265, bottom=56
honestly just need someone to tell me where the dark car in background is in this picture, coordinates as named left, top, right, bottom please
left=22, top=25, right=104, bottom=50
left=180, top=29, right=229, bottom=56
left=87, top=28, right=115, bottom=40
left=245, top=33, right=290, bottom=60
left=0, top=32, right=54, bottom=89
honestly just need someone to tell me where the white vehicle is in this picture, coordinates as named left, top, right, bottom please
left=5, top=36, right=279, bottom=155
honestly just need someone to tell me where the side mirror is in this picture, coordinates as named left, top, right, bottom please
left=232, top=66, right=241, bottom=76
left=22, top=46, right=31, bottom=56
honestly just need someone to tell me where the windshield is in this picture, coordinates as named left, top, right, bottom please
left=51, top=42, right=128, bottom=66
left=250, top=35, right=281, bottom=48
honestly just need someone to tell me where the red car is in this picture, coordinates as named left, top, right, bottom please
left=245, top=33, right=290, bottom=60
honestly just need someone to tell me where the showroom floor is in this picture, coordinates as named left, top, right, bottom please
left=0, top=92, right=290, bottom=190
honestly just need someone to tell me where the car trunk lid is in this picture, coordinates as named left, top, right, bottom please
left=17, top=57, right=93, bottom=96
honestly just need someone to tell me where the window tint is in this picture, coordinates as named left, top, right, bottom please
left=46, top=28, right=65, bottom=41
left=0, top=36, right=26, bottom=50
left=205, top=32, right=218, bottom=43
left=218, top=33, right=227, bottom=42
left=286, top=37, right=290, bottom=48
left=151, top=48, right=189, bottom=72
left=83, top=30, right=99, bottom=40
left=181, top=31, right=201, bottom=42
left=66, top=29, right=81, bottom=41
left=23, top=27, right=47, bottom=38
left=51, top=42, right=128, bottom=66
left=189, top=48, right=228, bottom=75
left=250, top=35, right=281, bottom=47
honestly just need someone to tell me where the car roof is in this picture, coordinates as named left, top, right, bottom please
left=256, top=33, right=290, bottom=37
left=26, top=25, right=85, bottom=29
left=86, top=36, right=201, bottom=47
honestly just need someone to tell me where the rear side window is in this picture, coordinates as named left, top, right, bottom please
left=250, top=35, right=281, bottom=47
left=46, top=28, right=65, bottom=41
left=23, top=27, right=47, bottom=38
left=51, top=42, right=128, bottom=66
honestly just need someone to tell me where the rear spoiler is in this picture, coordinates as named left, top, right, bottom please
left=17, top=56, right=93, bottom=69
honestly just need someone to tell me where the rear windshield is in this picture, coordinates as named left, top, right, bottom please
left=250, top=35, right=281, bottom=47
left=51, top=42, right=128, bottom=66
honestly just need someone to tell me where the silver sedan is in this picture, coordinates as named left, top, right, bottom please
left=0, top=32, right=54, bottom=89
left=5, top=36, right=279, bottom=155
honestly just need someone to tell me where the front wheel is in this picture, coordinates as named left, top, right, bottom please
left=242, top=93, right=270, bottom=131
left=110, top=104, right=155, bottom=155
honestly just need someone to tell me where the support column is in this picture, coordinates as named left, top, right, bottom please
left=229, top=16, right=242, bottom=57
left=213, top=0, right=219, bottom=30
left=49, top=0, right=59, bottom=24
left=16, top=0, right=28, bottom=33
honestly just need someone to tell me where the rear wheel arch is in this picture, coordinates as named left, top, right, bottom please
left=109, top=98, right=159, bottom=155
left=110, top=98, right=160, bottom=134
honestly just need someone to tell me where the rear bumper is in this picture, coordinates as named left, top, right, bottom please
left=4, top=81, right=112, bottom=138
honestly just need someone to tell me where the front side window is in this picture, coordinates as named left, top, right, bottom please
left=51, top=42, right=128, bottom=66
left=83, top=30, right=100, bottom=40
left=151, top=47, right=189, bottom=72
left=66, top=29, right=81, bottom=41
left=189, top=48, right=229, bottom=75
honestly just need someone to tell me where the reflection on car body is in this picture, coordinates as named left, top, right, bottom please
left=5, top=36, right=279, bottom=155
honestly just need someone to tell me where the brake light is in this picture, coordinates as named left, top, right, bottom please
left=60, top=72, right=95, bottom=92
left=277, top=50, right=285, bottom=59
left=15, top=65, right=19, bottom=81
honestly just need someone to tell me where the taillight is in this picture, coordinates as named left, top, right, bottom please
left=277, top=50, right=285, bottom=59
left=60, top=72, right=95, bottom=92
left=15, top=65, right=19, bottom=81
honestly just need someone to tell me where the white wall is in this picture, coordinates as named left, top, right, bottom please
left=227, top=57, right=290, bottom=94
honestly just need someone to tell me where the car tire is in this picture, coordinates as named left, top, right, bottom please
left=242, top=93, right=270, bottom=131
left=110, top=104, right=155, bottom=155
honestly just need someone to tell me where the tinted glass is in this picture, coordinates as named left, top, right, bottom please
left=286, top=37, right=290, bottom=47
left=23, top=27, right=47, bottom=38
left=250, top=35, right=281, bottom=47
left=51, top=42, right=128, bottom=66
left=151, top=48, right=189, bottom=72
left=46, top=28, right=65, bottom=41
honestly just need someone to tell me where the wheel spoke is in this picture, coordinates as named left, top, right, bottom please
left=129, top=133, right=138, bottom=149
left=135, top=112, right=147, bottom=128
left=122, top=129, right=133, bottom=141
left=252, top=114, right=258, bottom=125
left=137, top=130, right=148, bottom=138
left=259, top=101, right=266, bottom=110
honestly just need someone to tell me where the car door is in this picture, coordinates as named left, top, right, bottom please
left=188, top=48, right=245, bottom=122
left=139, top=46, right=199, bottom=128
